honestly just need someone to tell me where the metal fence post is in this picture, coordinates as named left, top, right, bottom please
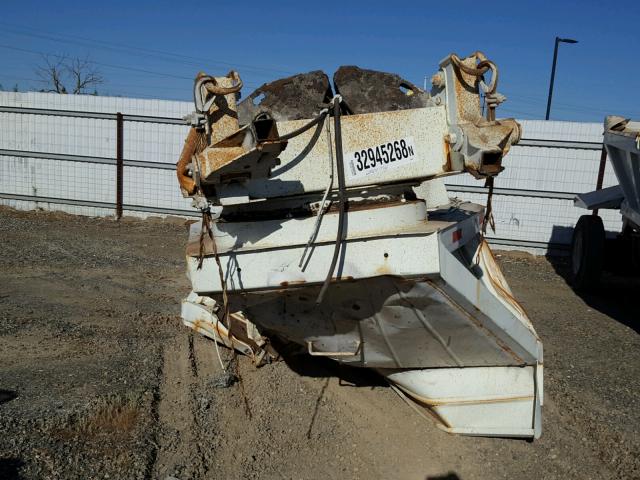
left=116, top=112, right=124, bottom=220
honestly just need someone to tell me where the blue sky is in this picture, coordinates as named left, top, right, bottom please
left=1, top=0, right=638, bottom=122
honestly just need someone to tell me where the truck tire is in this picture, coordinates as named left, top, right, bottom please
left=571, top=215, right=605, bottom=290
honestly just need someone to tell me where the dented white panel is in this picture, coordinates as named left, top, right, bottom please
left=384, top=366, right=539, bottom=438
left=188, top=233, right=440, bottom=293
left=188, top=201, right=444, bottom=292
left=190, top=201, right=434, bottom=254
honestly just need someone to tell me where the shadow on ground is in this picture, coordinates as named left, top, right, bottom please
left=546, top=249, right=640, bottom=334
left=270, top=337, right=387, bottom=388
left=0, top=458, right=24, bottom=480
left=0, top=390, right=18, bottom=404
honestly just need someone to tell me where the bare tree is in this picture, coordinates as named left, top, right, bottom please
left=67, top=57, right=103, bottom=94
left=36, top=55, right=68, bottom=93
left=36, top=55, right=103, bottom=94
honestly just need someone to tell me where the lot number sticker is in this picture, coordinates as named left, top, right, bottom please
left=346, top=137, right=417, bottom=179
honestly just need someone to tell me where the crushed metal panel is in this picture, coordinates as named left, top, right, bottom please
left=181, top=293, right=277, bottom=366
left=229, top=277, right=531, bottom=369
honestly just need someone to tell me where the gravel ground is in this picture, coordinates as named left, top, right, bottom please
left=0, top=206, right=638, bottom=480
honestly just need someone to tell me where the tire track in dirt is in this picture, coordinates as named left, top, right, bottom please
left=190, top=331, right=232, bottom=476
left=152, top=333, right=203, bottom=479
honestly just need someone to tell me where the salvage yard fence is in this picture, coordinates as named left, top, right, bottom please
left=0, top=91, right=622, bottom=254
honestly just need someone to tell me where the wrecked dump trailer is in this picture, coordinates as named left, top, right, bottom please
left=176, top=52, right=543, bottom=438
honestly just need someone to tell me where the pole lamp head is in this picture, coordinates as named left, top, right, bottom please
left=559, top=38, right=578, bottom=44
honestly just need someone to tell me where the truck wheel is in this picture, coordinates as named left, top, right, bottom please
left=571, top=215, right=605, bottom=290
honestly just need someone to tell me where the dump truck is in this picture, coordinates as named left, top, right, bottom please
left=572, top=116, right=640, bottom=289
left=176, top=52, right=543, bottom=439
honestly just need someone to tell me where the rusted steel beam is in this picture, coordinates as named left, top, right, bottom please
left=116, top=112, right=124, bottom=220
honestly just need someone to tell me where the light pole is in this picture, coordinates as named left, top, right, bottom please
left=545, top=36, right=578, bottom=120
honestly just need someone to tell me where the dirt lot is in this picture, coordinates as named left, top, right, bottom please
left=0, top=206, right=638, bottom=480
